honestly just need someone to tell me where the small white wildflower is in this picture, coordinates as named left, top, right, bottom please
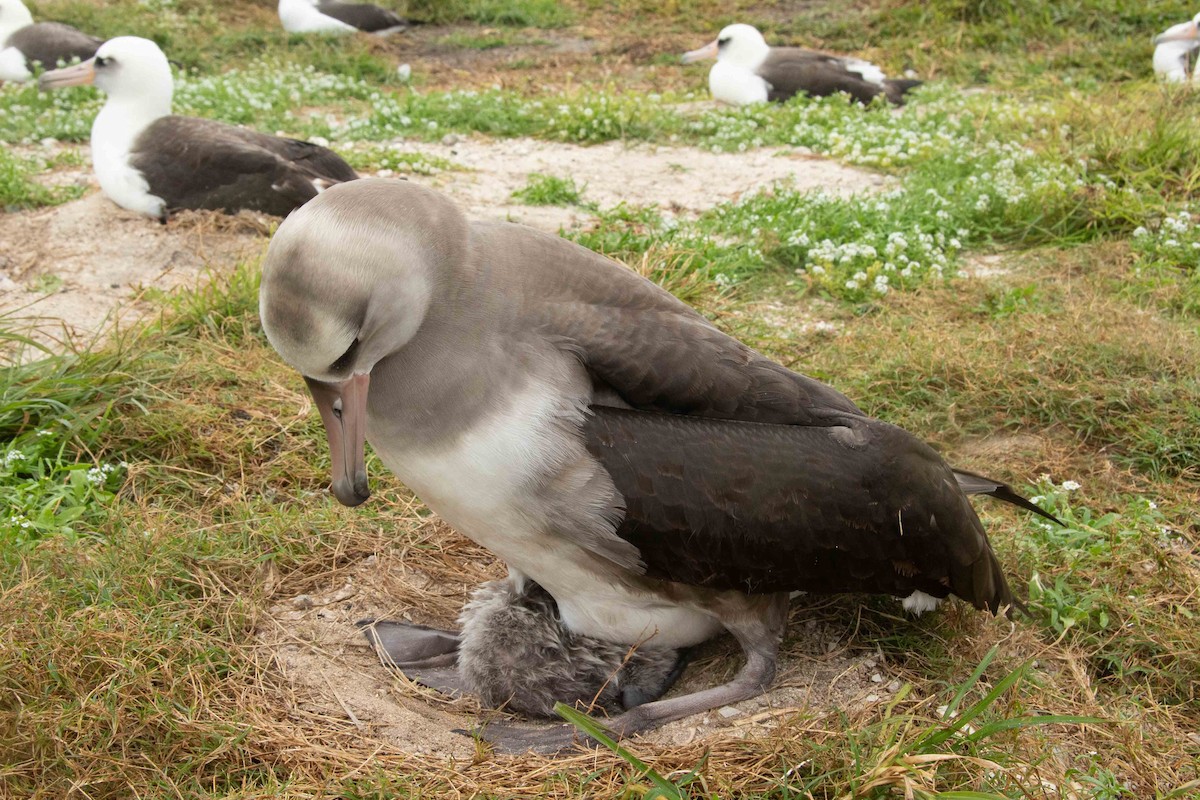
left=1132, top=226, right=1149, bottom=238
left=1061, top=480, right=1081, bottom=491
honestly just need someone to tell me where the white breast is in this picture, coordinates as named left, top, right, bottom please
left=1154, top=41, right=1194, bottom=82
left=0, top=45, right=31, bottom=81
left=709, top=61, right=769, bottom=105
left=90, top=105, right=166, bottom=219
left=368, top=378, right=724, bottom=650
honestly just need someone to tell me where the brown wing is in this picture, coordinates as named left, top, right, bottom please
left=7, top=23, right=101, bottom=69
left=482, top=224, right=864, bottom=425
left=314, top=0, right=407, bottom=31
left=129, top=116, right=358, bottom=217
left=583, top=407, right=1014, bottom=612
left=759, top=48, right=889, bottom=105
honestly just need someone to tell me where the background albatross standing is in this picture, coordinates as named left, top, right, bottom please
left=1153, top=13, right=1200, bottom=82
left=682, top=23, right=920, bottom=106
left=38, top=37, right=358, bottom=221
left=260, top=179, right=1053, bottom=753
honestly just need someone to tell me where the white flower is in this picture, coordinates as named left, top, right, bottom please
left=1061, top=480, right=1081, bottom=491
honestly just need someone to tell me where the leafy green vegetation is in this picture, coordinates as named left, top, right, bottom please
left=512, top=172, right=586, bottom=205
left=0, top=147, right=84, bottom=210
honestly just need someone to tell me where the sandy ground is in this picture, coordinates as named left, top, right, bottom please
left=259, top=540, right=899, bottom=759
left=0, top=136, right=885, bottom=346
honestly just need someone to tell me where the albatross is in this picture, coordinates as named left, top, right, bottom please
left=1153, top=13, right=1200, bottom=82
left=260, top=179, right=1055, bottom=753
left=0, top=0, right=100, bottom=83
left=278, top=0, right=410, bottom=35
left=682, top=23, right=920, bottom=106
left=38, top=36, right=358, bottom=222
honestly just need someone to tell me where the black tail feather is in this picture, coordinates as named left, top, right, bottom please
left=953, top=468, right=1064, bottom=527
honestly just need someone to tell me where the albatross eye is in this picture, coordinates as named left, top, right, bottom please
left=718, top=37, right=731, bottom=46
left=95, top=56, right=111, bottom=67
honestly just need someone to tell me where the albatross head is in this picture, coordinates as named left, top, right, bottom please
left=681, top=23, right=770, bottom=68
left=0, top=0, right=34, bottom=40
left=260, top=178, right=465, bottom=507
left=1154, top=13, right=1200, bottom=46
left=39, top=36, right=173, bottom=117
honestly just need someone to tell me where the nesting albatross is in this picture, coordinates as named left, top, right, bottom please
left=39, top=37, right=358, bottom=221
left=278, top=0, right=410, bottom=35
left=260, top=179, right=1056, bottom=753
left=683, top=23, right=920, bottom=106
left=0, top=0, right=100, bottom=83
left=1153, top=13, right=1200, bottom=82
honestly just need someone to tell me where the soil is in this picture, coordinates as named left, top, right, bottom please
left=259, top=542, right=898, bottom=759
left=0, top=135, right=884, bottom=346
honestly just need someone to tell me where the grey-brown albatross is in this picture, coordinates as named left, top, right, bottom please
left=38, top=37, right=358, bottom=222
left=278, top=0, right=410, bottom=34
left=0, top=0, right=100, bottom=82
left=682, top=23, right=920, bottom=106
left=259, top=178, right=1056, bottom=753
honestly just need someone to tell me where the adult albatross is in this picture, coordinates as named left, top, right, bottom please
left=682, top=23, right=920, bottom=106
left=0, top=0, right=100, bottom=82
left=278, top=0, right=410, bottom=35
left=1153, top=13, right=1200, bottom=82
left=39, top=37, right=358, bottom=221
left=260, top=179, right=1054, bottom=753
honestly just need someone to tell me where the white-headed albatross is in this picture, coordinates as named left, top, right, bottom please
left=682, top=23, right=920, bottom=106
left=278, top=0, right=410, bottom=35
left=1153, top=13, right=1200, bottom=82
left=0, top=0, right=100, bottom=82
left=38, top=37, right=358, bottom=222
left=259, top=179, right=1058, bottom=753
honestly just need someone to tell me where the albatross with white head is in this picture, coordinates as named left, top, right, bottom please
left=260, top=178, right=1056, bottom=752
left=39, top=37, right=358, bottom=221
left=682, top=23, right=920, bottom=106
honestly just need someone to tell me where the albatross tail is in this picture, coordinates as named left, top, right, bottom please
left=953, top=468, right=1063, bottom=526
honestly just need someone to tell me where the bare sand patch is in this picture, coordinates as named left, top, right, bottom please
left=403, top=136, right=889, bottom=231
left=259, top=528, right=894, bottom=758
left=2, top=137, right=883, bottom=347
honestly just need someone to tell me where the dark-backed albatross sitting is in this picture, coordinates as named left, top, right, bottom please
left=0, top=0, right=100, bottom=82
left=682, top=23, right=920, bottom=106
left=260, top=179, right=1056, bottom=753
left=38, top=36, right=358, bottom=221
left=278, top=0, right=410, bottom=35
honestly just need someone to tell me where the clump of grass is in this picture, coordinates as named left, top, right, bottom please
left=0, top=147, right=86, bottom=209
left=511, top=172, right=586, bottom=205
left=409, top=0, right=573, bottom=27
left=344, top=146, right=463, bottom=175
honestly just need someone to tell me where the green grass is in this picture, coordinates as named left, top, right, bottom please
left=511, top=172, right=587, bottom=205
left=0, top=147, right=85, bottom=210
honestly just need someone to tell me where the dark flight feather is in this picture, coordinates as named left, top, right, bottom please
left=314, top=0, right=408, bottom=32
left=128, top=116, right=358, bottom=217
left=759, top=48, right=921, bottom=106
left=5, top=22, right=100, bottom=70
left=583, top=406, right=1016, bottom=614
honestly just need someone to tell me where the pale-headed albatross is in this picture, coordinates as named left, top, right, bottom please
left=682, top=23, right=920, bottom=106
left=259, top=178, right=1058, bottom=753
left=1153, top=13, right=1200, bottom=82
left=278, top=0, right=410, bottom=35
left=38, top=37, right=358, bottom=222
left=0, top=0, right=100, bottom=82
